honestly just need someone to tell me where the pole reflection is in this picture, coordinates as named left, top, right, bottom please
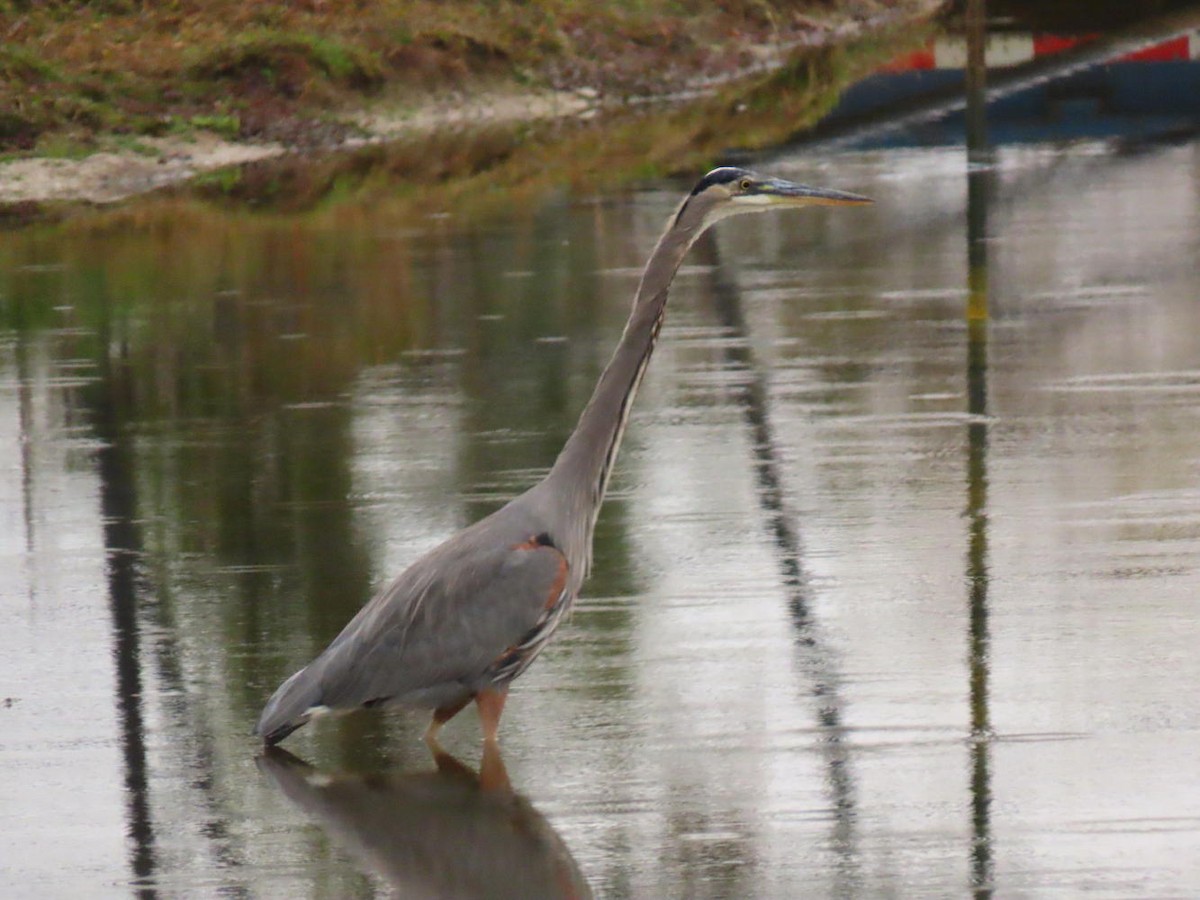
left=89, top=319, right=158, bottom=898
left=87, top=307, right=253, bottom=893
left=258, top=746, right=593, bottom=899
left=964, top=0, right=994, bottom=895
left=693, top=232, right=860, bottom=883
left=16, top=332, right=35, bottom=584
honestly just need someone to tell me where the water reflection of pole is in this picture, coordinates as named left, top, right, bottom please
left=964, top=0, right=994, bottom=895
left=89, top=320, right=255, bottom=889
left=16, top=330, right=36, bottom=594
left=694, top=233, right=859, bottom=879
left=90, top=335, right=158, bottom=897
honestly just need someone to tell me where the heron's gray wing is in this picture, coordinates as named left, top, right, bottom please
left=255, top=514, right=570, bottom=742
left=313, top=529, right=569, bottom=708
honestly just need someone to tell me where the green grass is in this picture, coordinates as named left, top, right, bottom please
left=188, top=29, right=387, bottom=91
left=182, top=114, right=243, bottom=140
left=0, top=1, right=938, bottom=156
left=0, top=46, right=64, bottom=83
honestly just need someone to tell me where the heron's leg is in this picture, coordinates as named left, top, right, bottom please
left=474, top=688, right=508, bottom=743
left=479, top=738, right=511, bottom=793
left=424, top=697, right=470, bottom=747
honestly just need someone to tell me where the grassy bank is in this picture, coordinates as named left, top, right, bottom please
left=0, top=0, right=931, bottom=154
left=3, top=13, right=929, bottom=228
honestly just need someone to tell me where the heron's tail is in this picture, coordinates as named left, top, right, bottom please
left=255, top=665, right=323, bottom=746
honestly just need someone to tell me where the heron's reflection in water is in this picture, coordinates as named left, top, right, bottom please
left=258, top=745, right=593, bottom=899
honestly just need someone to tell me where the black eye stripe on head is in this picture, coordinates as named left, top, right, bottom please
left=689, top=167, right=749, bottom=196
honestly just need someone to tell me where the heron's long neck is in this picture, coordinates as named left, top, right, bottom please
left=539, top=210, right=703, bottom=572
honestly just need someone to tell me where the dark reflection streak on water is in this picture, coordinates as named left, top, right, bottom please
left=139, top=456, right=260, bottom=885
left=752, top=3, right=1200, bottom=160
left=965, top=224, right=994, bottom=899
left=694, top=233, right=859, bottom=876
left=965, top=5, right=995, bottom=893
left=90, top=331, right=158, bottom=897
left=90, top=347, right=253, bottom=895
left=15, top=331, right=35, bottom=597
left=143, top=585, right=255, bottom=891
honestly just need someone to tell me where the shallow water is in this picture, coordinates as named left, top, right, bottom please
left=5, top=69, right=1200, bottom=900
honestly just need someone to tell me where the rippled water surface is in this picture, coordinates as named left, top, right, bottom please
left=4, top=134, right=1200, bottom=895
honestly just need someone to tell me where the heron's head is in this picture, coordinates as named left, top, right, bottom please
left=678, top=166, right=871, bottom=229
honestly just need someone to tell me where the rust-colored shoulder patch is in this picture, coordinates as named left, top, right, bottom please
left=509, top=532, right=569, bottom=613
left=544, top=551, right=569, bottom=610
left=513, top=531, right=556, bottom=551
left=487, top=537, right=573, bottom=682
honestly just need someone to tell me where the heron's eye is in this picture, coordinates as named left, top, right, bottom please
left=738, top=178, right=753, bottom=192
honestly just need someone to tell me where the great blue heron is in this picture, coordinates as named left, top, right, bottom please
left=256, top=167, right=870, bottom=747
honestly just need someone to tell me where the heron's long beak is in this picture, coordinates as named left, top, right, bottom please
left=757, top=178, right=872, bottom=207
